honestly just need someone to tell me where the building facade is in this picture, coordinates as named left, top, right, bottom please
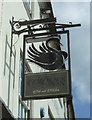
left=0, top=0, right=72, bottom=119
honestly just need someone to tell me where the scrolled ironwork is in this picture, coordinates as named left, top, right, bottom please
left=10, top=17, right=81, bottom=36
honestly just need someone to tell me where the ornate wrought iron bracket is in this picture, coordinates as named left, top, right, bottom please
left=10, top=17, right=81, bottom=36
left=10, top=17, right=56, bottom=36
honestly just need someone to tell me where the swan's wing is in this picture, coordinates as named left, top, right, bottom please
left=31, top=43, right=42, bottom=54
left=29, top=46, right=39, bottom=55
left=42, top=42, right=50, bottom=52
left=39, top=45, right=46, bottom=52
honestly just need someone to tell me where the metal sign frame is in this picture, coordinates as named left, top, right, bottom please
left=22, top=31, right=71, bottom=100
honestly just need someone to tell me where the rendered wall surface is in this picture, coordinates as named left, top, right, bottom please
left=0, top=1, right=29, bottom=117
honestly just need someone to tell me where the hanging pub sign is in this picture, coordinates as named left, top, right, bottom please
left=9, top=17, right=81, bottom=100
left=22, top=35, right=70, bottom=100
left=23, top=70, right=70, bottom=100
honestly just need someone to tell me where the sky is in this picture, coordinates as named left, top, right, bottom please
left=52, top=2, right=90, bottom=118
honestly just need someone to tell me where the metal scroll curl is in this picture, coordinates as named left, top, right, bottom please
left=27, top=37, right=68, bottom=70
left=10, top=20, right=30, bottom=35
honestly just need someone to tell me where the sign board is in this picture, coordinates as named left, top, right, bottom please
left=23, top=70, right=70, bottom=100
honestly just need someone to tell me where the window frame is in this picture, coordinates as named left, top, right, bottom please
left=18, top=49, right=31, bottom=119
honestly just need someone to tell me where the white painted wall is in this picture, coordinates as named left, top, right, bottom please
left=0, top=1, right=29, bottom=117
left=0, top=0, right=3, bottom=97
